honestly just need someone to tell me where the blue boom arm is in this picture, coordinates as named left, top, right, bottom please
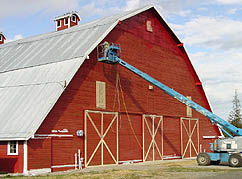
left=98, top=43, right=242, bottom=137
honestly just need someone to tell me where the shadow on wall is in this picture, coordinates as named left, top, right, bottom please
left=0, top=158, right=18, bottom=173
left=103, top=63, right=146, bottom=113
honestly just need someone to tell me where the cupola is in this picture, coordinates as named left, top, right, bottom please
left=0, top=32, right=6, bottom=45
left=54, top=11, right=81, bottom=31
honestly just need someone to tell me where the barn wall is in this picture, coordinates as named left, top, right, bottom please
left=28, top=138, right=51, bottom=170
left=31, top=9, right=220, bottom=170
left=0, top=141, right=24, bottom=173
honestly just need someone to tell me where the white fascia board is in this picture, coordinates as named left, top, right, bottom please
left=34, top=134, right=73, bottom=137
left=0, top=137, right=27, bottom=141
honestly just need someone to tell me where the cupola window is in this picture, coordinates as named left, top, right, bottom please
left=71, top=15, right=76, bottom=22
left=57, top=20, right=61, bottom=27
left=64, top=18, right=68, bottom=25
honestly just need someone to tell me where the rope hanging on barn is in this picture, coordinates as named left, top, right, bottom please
left=110, top=71, right=122, bottom=133
left=117, top=73, right=143, bottom=150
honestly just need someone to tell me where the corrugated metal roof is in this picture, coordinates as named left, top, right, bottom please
left=0, top=5, right=168, bottom=140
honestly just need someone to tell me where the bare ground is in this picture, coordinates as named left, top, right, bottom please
left=2, top=158, right=242, bottom=179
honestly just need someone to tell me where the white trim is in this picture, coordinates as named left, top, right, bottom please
left=34, top=134, right=73, bottom=137
left=143, top=115, right=163, bottom=162
left=51, top=164, right=77, bottom=168
left=163, top=155, right=182, bottom=159
left=181, top=118, right=199, bottom=158
left=23, top=140, right=28, bottom=174
left=85, top=110, right=119, bottom=167
left=28, top=168, right=51, bottom=175
left=64, top=18, right=68, bottom=26
left=0, top=138, right=27, bottom=141
left=8, top=141, right=18, bottom=155
left=68, top=17, right=70, bottom=28
left=119, top=159, right=142, bottom=164
left=56, top=20, right=61, bottom=28
left=203, top=136, right=216, bottom=139
left=31, top=137, right=51, bottom=139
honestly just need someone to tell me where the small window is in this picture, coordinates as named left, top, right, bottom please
left=96, top=81, right=106, bottom=109
left=71, top=15, right=76, bottom=22
left=64, top=18, right=68, bottom=26
left=146, top=20, right=153, bottom=32
left=186, top=96, right=192, bottom=117
left=57, top=20, right=61, bottom=27
left=8, top=141, right=18, bottom=155
left=0, top=35, right=2, bottom=41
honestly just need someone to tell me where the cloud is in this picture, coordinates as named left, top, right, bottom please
left=125, top=0, right=140, bottom=11
left=227, top=8, right=237, bottom=14
left=216, top=0, right=242, bottom=4
left=171, top=17, right=242, bottom=50
left=0, top=0, right=80, bottom=19
left=190, top=50, right=242, bottom=119
left=77, top=2, right=123, bottom=19
left=5, top=34, right=24, bottom=43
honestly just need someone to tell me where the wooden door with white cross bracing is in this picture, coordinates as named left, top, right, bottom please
left=181, top=118, right=199, bottom=158
left=84, top=110, right=118, bottom=167
left=143, top=115, right=163, bottom=162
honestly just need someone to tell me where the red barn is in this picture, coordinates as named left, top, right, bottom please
left=0, top=5, right=221, bottom=174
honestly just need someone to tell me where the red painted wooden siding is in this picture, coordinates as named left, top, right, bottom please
left=29, top=8, right=220, bottom=170
left=0, top=141, right=24, bottom=173
left=28, top=138, right=51, bottom=170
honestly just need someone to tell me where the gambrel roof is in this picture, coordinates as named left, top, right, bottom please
left=0, top=5, right=203, bottom=140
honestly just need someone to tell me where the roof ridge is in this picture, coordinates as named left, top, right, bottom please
left=0, top=4, right=155, bottom=49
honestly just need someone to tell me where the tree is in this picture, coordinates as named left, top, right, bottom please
left=226, top=90, right=242, bottom=136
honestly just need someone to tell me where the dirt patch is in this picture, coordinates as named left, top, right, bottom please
left=2, top=159, right=242, bottom=179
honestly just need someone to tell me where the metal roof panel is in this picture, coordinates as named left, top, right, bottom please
left=0, top=5, right=164, bottom=140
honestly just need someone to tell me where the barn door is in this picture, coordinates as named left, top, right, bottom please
left=84, top=110, right=118, bottom=167
left=181, top=118, right=199, bottom=158
left=143, top=115, right=163, bottom=162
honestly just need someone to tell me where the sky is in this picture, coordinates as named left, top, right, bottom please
left=1, top=0, right=242, bottom=120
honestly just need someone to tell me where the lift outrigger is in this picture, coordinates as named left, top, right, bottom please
left=97, top=42, right=242, bottom=167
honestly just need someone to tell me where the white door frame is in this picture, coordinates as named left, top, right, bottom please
left=181, top=117, right=199, bottom=158
left=84, top=110, right=118, bottom=167
left=143, top=115, right=163, bottom=162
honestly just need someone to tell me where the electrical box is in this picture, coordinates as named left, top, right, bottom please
left=149, top=85, right=153, bottom=90
left=76, top=130, right=84, bottom=137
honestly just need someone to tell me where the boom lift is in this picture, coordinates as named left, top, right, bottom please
left=97, top=42, right=242, bottom=167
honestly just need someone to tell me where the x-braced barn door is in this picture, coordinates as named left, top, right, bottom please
left=85, top=110, right=118, bottom=167
left=181, top=118, right=199, bottom=158
left=143, top=115, right=163, bottom=162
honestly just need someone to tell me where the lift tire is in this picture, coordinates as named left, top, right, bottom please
left=229, top=153, right=242, bottom=167
left=197, top=153, right=211, bottom=166
left=211, top=160, right=220, bottom=165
